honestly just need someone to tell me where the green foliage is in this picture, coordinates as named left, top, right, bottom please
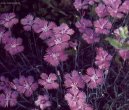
left=119, top=26, right=129, bottom=39
left=106, top=37, right=122, bottom=49
left=106, top=37, right=129, bottom=50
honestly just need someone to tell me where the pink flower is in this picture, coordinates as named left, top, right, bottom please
left=4, top=37, right=24, bottom=55
left=44, top=48, right=68, bottom=66
left=35, top=95, right=51, bottom=110
left=94, top=18, right=112, bottom=35
left=65, top=87, right=86, bottom=109
left=0, top=13, right=18, bottom=28
left=118, top=49, right=129, bottom=61
left=64, top=70, right=85, bottom=89
left=73, top=0, right=88, bottom=11
left=102, top=0, right=121, bottom=7
left=33, top=19, right=56, bottom=40
left=75, top=18, right=92, bottom=33
left=102, top=0, right=129, bottom=18
left=107, top=5, right=124, bottom=19
left=0, top=90, right=18, bottom=107
left=95, top=3, right=109, bottom=18
left=95, top=47, right=112, bottom=70
left=1, top=31, right=11, bottom=44
left=13, top=76, right=38, bottom=97
left=21, top=14, right=35, bottom=31
left=83, top=67, right=104, bottom=89
left=38, top=73, right=59, bottom=90
left=46, top=34, right=70, bottom=51
left=82, top=29, right=100, bottom=44
left=119, top=0, right=129, bottom=14
left=53, top=23, right=74, bottom=37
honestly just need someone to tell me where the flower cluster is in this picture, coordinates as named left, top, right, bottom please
left=101, top=0, right=129, bottom=19
left=46, top=23, right=74, bottom=51
left=0, top=27, right=24, bottom=56
left=1, top=0, right=129, bottom=109
left=21, top=15, right=74, bottom=66
left=74, top=0, right=99, bottom=11
left=95, top=0, right=129, bottom=19
left=44, top=23, right=74, bottom=66
left=76, top=18, right=100, bottom=44
left=0, top=13, right=24, bottom=55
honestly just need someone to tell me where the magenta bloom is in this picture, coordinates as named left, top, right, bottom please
left=118, top=49, right=129, bottom=61
left=95, top=47, right=112, bottom=70
left=65, top=87, right=86, bottom=110
left=95, top=3, right=109, bottom=18
left=4, top=37, right=24, bottom=55
left=75, top=18, right=92, bottom=33
left=0, top=90, right=18, bottom=107
left=35, top=95, right=51, bottom=110
left=46, top=34, right=70, bottom=51
left=94, top=18, right=112, bottom=35
left=44, top=48, right=68, bottom=66
left=82, top=29, right=100, bottom=44
left=33, top=19, right=56, bottom=40
left=38, top=73, right=59, bottom=90
left=1, top=31, right=12, bottom=44
left=119, top=0, right=129, bottom=14
left=0, top=13, right=18, bottom=28
left=107, top=5, right=124, bottom=19
left=83, top=67, right=104, bottom=89
left=13, top=76, right=38, bottom=97
left=53, top=23, right=74, bottom=37
left=64, top=70, right=85, bottom=89
left=73, top=0, right=88, bottom=11
left=102, top=0, right=126, bottom=18
left=103, top=0, right=121, bottom=7
left=21, top=14, right=35, bottom=31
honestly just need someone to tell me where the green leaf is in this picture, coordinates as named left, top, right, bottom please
left=119, top=26, right=129, bottom=39
left=121, top=43, right=129, bottom=50
left=106, top=37, right=122, bottom=49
